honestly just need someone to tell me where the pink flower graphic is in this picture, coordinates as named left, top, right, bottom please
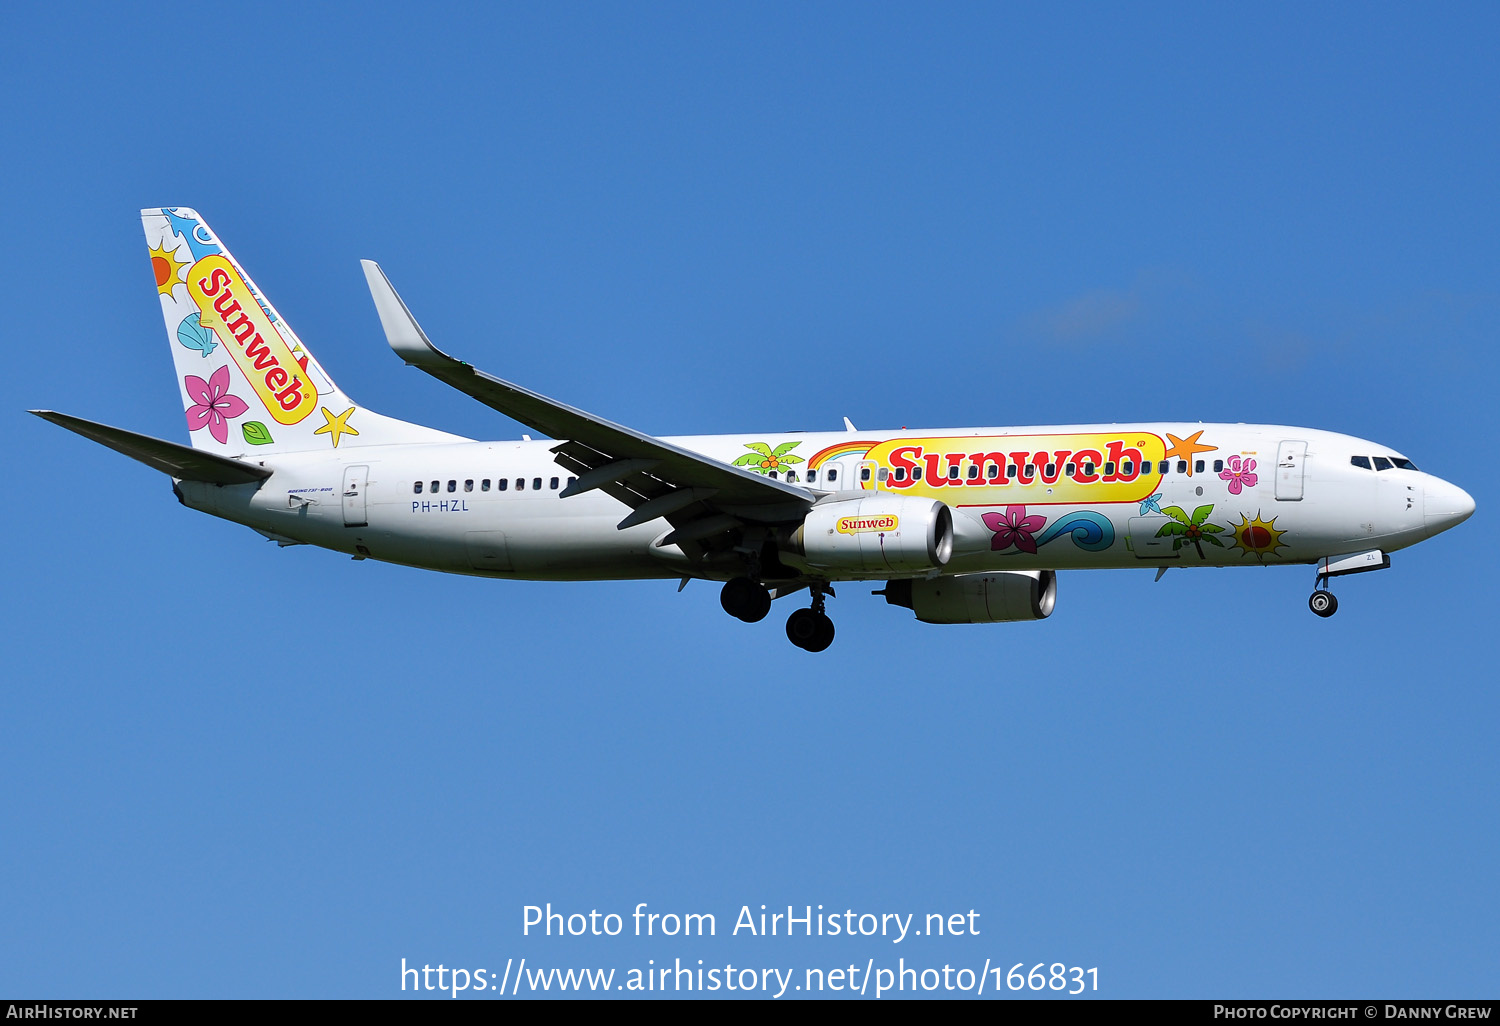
left=981, top=505, right=1048, bottom=553
left=1219, top=455, right=1258, bottom=495
left=184, top=365, right=249, bottom=445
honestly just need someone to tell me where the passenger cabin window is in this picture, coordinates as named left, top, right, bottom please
left=1159, top=461, right=1170, bottom=474
left=550, top=477, right=559, bottom=490
left=807, top=470, right=818, bottom=483
left=768, top=471, right=778, bottom=479
left=532, top=477, right=542, bottom=490
left=785, top=470, right=798, bottom=483
left=1177, top=461, right=1187, bottom=474
left=1373, top=457, right=1393, bottom=471
left=413, top=481, right=423, bottom=494
left=1194, top=460, right=1204, bottom=474
left=862, top=467, right=873, bottom=482
left=1102, top=461, right=1113, bottom=476
left=430, top=480, right=439, bottom=493
left=946, top=465, right=958, bottom=480
left=1351, top=456, right=1372, bottom=470
left=464, top=479, right=474, bottom=492
left=516, top=478, right=526, bottom=491
left=1122, top=461, right=1132, bottom=474
left=911, top=466, right=922, bottom=480
left=1065, top=463, right=1076, bottom=477
left=967, top=464, right=980, bottom=480
left=497, top=478, right=508, bottom=491
left=827, top=468, right=838, bottom=482
left=1213, top=459, right=1223, bottom=473
left=447, top=480, right=457, bottom=493
left=1044, top=463, right=1055, bottom=477
left=481, top=479, right=490, bottom=491
left=1082, top=462, right=1095, bottom=476
left=878, top=468, right=889, bottom=481
left=893, top=467, right=907, bottom=482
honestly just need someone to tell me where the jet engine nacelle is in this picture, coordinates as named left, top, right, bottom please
left=791, top=495, right=954, bottom=574
left=880, top=570, right=1056, bottom=624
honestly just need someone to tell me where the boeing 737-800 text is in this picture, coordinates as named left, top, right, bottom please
left=32, top=209, right=1476, bottom=651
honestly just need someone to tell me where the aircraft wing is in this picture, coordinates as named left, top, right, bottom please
left=362, top=262, right=817, bottom=542
left=31, top=410, right=272, bottom=486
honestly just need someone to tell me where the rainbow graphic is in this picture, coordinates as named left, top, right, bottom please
left=805, top=440, right=878, bottom=470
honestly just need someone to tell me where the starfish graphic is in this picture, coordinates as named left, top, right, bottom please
left=1162, top=430, right=1217, bottom=477
left=313, top=405, right=359, bottom=448
left=1139, top=493, right=1163, bottom=515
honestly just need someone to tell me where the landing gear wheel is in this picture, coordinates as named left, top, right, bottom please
left=807, top=612, right=835, bottom=652
left=786, top=608, right=836, bottom=651
left=786, top=607, right=819, bottom=648
left=1309, top=590, right=1338, bottom=617
left=721, top=577, right=771, bottom=623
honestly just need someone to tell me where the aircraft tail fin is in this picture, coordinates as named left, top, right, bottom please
left=142, top=207, right=461, bottom=455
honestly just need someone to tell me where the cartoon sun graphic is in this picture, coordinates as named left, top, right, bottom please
left=149, top=242, right=188, bottom=296
left=1231, top=511, right=1288, bottom=561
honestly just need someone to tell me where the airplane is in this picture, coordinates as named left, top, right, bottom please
left=32, top=208, right=1476, bottom=651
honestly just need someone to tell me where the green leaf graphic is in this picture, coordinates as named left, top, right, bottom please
left=744, top=442, right=774, bottom=457
left=242, top=421, right=274, bottom=446
left=771, top=441, right=802, bottom=457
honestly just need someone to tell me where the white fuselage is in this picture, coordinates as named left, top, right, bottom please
left=176, top=422, right=1472, bottom=583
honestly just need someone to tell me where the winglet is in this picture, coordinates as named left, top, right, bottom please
left=361, top=259, right=448, bottom=367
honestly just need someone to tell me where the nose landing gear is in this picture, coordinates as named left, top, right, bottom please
left=786, top=585, right=836, bottom=652
left=1308, top=588, right=1338, bottom=617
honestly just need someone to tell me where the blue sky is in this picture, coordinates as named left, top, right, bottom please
left=2, top=2, right=1497, bottom=999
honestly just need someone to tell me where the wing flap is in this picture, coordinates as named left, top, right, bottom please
left=31, top=410, right=272, bottom=486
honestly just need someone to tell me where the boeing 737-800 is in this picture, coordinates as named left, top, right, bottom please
left=32, top=209, right=1476, bottom=651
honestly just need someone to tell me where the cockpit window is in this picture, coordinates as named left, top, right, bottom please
left=1392, top=457, right=1419, bottom=471
left=1351, top=456, right=1371, bottom=470
left=1372, top=457, right=1393, bottom=471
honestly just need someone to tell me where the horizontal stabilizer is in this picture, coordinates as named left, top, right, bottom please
left=30, top=410, right=272, bottom=485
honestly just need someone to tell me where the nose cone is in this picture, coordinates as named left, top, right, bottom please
left=1424, top=477, right=1476, bottom=534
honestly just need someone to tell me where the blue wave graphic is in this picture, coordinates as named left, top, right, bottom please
left=1034, top=510, right=1115, bottom=551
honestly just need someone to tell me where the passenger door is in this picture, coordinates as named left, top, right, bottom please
left=342, top=465, right=369, bottom=527
left=1275, top=441, right=1306, bottom=501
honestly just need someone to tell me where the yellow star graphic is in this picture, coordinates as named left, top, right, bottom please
left=1162, top=430, right=1217, bottom=477
left=313, top=405, right=359, bottom=448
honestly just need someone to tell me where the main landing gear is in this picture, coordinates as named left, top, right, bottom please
left=785, top=586, right=835, bottom=653
left=720, top=576, right=771, bottom=623
left=719, top=577, right=837, bottom=651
